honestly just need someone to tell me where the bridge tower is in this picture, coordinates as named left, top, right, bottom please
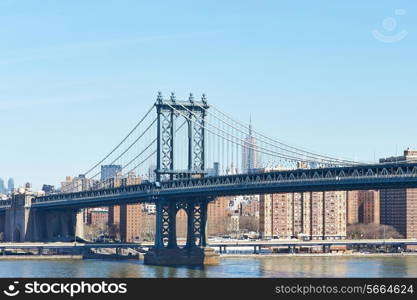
left=155, top=91, right=208, bottom=182
left=146, top=92, right=219, bottom=265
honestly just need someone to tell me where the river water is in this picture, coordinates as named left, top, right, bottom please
left=1, top=256, right=417, bottom=278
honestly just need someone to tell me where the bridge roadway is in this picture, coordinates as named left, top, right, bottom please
left=0, top=242, right=142, bottom=250
left=2, top=239, right=417, bottom=250
left=6, top=161, right=416, bottom=211
left=137, top=239, right=417, bottom=248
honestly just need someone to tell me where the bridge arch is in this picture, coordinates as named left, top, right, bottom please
left=168, top=201, right=205, bottom=249
left=176, top=207, right=188, bottom=247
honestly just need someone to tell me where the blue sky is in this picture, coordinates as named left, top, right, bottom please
left=0, top=0, right=416, bottom=190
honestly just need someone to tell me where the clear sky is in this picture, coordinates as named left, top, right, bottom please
left=0, top=0, right=416, bottom=190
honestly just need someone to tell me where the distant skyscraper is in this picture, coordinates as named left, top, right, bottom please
left=226, top=163, right=238, bottom=175
left=8, top=178, right=15, bottom=193
left=242, top=118, right=259, bottom=173
left=207, top=162, right=220, bottom=177
left=0, top=178, right=5, bottom=194
left=148, top=165, right=157, bottom=182
left=101, top=165, right=122, bottom=181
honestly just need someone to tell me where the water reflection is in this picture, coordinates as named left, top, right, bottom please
left=0, top=256, right=417, bottom=278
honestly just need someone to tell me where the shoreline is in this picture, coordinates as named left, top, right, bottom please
left=0, top=255, right=83, bottom=260
left=220, top=252, right=417, bottom=258
left=1, top=252, right=417, bottom=260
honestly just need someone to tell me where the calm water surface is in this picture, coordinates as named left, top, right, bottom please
left=1, top=256, right=417, bottom=278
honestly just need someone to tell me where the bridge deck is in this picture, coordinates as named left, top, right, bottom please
left=1, top=161, right=417, bottom=211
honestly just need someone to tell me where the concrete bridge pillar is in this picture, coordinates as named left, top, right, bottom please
left=0, top=214, right=5, bottom=241
left=3, top=192, right=80, bottom=242
left=4, top=193, right=33, bottom=242
left=75, top=210, right=85, bottom=240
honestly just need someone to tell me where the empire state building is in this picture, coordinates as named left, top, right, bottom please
left=242, top=120, right=259, bottom=173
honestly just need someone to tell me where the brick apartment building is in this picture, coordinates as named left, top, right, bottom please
left=260, top=191, right=347, bottom=240
left=379, top=149, right=417, bottom=239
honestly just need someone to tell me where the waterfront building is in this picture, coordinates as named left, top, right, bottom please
left=240, top=196, right=260, bottom=217
left=108, top=171, right=143, bottom=242
left=260, top=191, right=347, bottom=240
left=379, top=149, right=417, bottom=239
left=86, top=208, right=109, bottom=226
left=119, top=204, right=141, bottom=242
left=346, top=191, right=360, bottom=224
left=358, top=190, right=380, bottom=224
left=323, top=191, right=347, bottom=239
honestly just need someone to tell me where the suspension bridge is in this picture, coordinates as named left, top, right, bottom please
left=1, top=92, right=417, bottom=265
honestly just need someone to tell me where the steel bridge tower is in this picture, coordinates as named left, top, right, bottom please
left=147, top=92, right=218, bottom=265
left=155, top=91, right=208, bottom=182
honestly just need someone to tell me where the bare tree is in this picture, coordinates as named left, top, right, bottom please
left=108, top=223, right=120, bottom=241
left=347, top=223, right=403, bottom=239
left=83, top=224, right=109, bottom=241
left=239, top=216, right=259, bottom=233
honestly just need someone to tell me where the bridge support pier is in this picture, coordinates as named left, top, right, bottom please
left=144, top=198, right=219, bottom=266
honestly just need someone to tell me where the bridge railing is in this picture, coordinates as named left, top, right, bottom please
left=25, top=162, right=417, bottom=204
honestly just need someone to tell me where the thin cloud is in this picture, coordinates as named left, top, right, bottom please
left=0, top=31, right=222, bottom=65
left=0, top=96, right=103, bottom=111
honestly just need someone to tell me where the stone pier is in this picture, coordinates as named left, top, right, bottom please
left=144, top=198, right=219, bottom=266
left=2, top=192, right=84, bottom=242
left=144, top=247, right=219, bottom=266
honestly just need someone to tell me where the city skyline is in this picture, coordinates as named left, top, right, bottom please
left=0, top=177, right=15, bottom=195
left=1, top=1, right=416, bottom=189
left=3, top=0, right=417, bottom=287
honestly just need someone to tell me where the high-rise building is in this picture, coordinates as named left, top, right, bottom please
left=259, top=194, right=274, bottom=238
left=107, top=171, right=144, bottom=242
left=380, top=150, right=417, bottom=239
left=207, top=162, right=220, bottom=177
left=260, top=191, right=347, bottom=240
left=323, top=191, right=347, bottom=239
left=147, top=165, right=157, bottom=182
left=242, top=120, right=259, bottom=173
left=61, top=175, right=94, bottom=193
left=119, top=204, right=141, bottom=242
left=7, top=178, right=15, bottom=193
left=86, top=208, right=109, bottom=226
left=101, top=165, right=123, bottom=240
left=346, top=190, right=380, bottom=225
left=101, top=165, right=122, bottom=181
left=358, top=190, right=380, bottom=224
left=346, top=191, right=359, bottom=224
left=239, top=196, right=260, bottom=217
left=0, top=178, right=5, bottom=194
